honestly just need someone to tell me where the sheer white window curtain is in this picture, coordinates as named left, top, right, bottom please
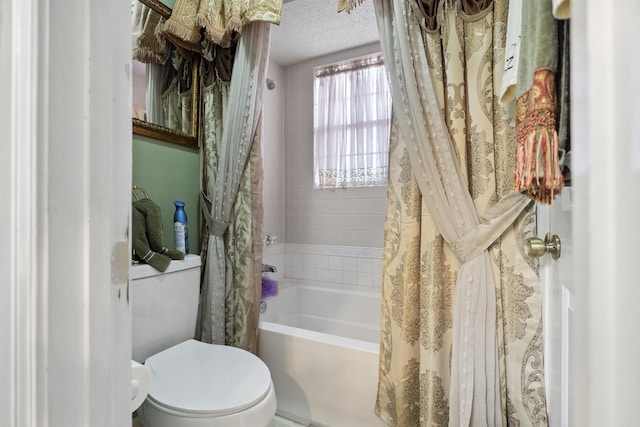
left=313, top=53, right=391, bottom=189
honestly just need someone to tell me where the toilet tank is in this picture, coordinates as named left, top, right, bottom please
left=130, top=254, right=201, bottom=362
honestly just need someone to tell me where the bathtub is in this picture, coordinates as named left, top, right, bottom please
left=258, top=279, right=386, bottom=427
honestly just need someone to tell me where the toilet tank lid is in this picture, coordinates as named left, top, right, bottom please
left=129, top=254, right=201, bottom=280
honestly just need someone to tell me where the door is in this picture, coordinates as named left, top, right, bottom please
left=536, top=188, right=573, bottom=427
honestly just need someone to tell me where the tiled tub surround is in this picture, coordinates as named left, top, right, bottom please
left=262, top=241, right=285, bottom=282
left=280, top=243, right=383, bottom=288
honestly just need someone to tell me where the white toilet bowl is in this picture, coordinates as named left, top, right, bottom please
left=130, top=256, right=276, bottom=427
left=138, top=340, right=276, bottom=427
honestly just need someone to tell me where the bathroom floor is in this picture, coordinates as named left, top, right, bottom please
left=133, top=414, right=306, bottom=427
left=269, top=415, right=307, bottom=427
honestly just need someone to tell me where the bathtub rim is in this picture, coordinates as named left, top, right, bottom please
left=258, top=319, right=380, bottom=354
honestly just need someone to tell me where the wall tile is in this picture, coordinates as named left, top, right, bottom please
left=343, top=271, right=358, bottom=286
left=371, top=271, right=382, bottom=288
left=315, top=254, right=329, bottom=269
left=303, top=266, right=317, bottom=281
left=282, top=244, right=383, bottom=289
left=342, top=257, right=358, bottom=272
left=357, top=258, right=372, bottom=274
left=328, top=269, right=343, bottom=283
left=328, top=256, right=342, bottom=270
left=282, top=43, right=386, bottom=248
left=358, top=272, right=373, bottom=287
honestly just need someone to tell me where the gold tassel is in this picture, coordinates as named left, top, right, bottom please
left=197, top=14, right=240, bottom=46
left=161, top=17, right=203, bottom=48
left=153, top=19, right=167, bottom=50
left=133, top=48, right=163, bottom=64
left=227, top=16, right=242, bottom=33
left=203, top=25, right=227, bottom=46
left=194, top=2, right=225, bottom=45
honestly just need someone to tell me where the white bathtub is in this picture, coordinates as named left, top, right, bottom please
left=258, top=279, right=386, bottom=427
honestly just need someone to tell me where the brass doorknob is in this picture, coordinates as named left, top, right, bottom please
left=526, top=233, right=561, bottom=260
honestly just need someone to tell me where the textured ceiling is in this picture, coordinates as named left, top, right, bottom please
left=269, top=0, right=379, bottom=67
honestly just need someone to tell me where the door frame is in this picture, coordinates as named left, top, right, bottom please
left=571, top=1, right=640, bottom=425
left=0, top=0, right=132, bottom=425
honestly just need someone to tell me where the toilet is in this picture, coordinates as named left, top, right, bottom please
left=130, top=254, right=276, bottom=427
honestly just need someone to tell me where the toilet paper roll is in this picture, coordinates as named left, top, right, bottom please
left=131, top=360, right=151, bottom=412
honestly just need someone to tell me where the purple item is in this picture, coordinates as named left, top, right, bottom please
left=261, top=276, right=279, bottom=299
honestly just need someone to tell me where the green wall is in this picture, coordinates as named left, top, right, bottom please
left=133, top=0, right=196, bottom=253
left=133, top=134, right=200, bottom=253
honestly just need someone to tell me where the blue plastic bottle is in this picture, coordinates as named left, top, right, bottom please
left=173, top=201, right=189, bottom=254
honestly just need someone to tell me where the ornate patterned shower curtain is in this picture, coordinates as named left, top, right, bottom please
left=196, top=21, right=270, bottom=352
left=373, top=0, right=548, bottom=425
left=198, top=75, right=265, bottom=353
left=222, top=116, right=264, bottom=350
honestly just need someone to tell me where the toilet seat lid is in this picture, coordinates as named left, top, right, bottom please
left=144, top=339, right=272, bottom=415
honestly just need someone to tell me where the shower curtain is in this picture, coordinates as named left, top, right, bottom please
left=196, top=20, right=271, bottom=352
left=372, top=0, right=547, bottom=425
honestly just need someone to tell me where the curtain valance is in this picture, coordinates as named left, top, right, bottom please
left=161, top=0, right=282, bottom=51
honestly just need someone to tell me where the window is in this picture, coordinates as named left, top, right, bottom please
left=313, top=53, right=392, bottom=189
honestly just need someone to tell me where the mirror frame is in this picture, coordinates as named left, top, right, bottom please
left=133, top=0, right=200, bottom=149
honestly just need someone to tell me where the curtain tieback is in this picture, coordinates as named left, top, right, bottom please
left=449, top=192, right=532, bottom=264
left=200, top=192, right=229, bottom=237
left=209, top=219, right=228, bottom=237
